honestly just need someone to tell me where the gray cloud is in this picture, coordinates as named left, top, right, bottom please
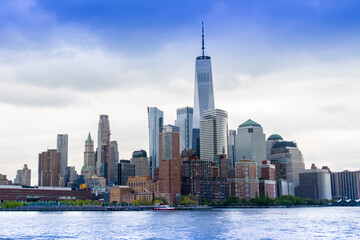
left=319, top=104, right=347, bottom=113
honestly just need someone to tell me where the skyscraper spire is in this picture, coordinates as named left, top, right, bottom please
left=202, top=21, right=205, bottom=56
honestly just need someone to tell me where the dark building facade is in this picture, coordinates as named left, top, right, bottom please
left=295, top=167, right=332, bottom=200
left=114, top=160, right=135, bottom=186
left=181, top=150, right=227, bottom=201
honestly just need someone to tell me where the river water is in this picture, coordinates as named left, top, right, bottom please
left=0, top=207, right=359, bottom=239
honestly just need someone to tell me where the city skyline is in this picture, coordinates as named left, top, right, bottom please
left=1, top=1, right=360, bottom=184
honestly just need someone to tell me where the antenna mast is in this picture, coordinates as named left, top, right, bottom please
left=202, top=21, right=205, bottom=56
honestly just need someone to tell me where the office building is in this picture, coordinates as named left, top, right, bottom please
left=109, top=141, right=119, bottom=183
left=81, top=133, right=96, bottom=180
left=38, top=149, right=61, bottom=187
left=159, top=125, right=181, bottom=204
left=266, top=134, right=283, bottom=160
left=235, top=119, right=266, bottom=176
left=14, top=164, right=31, bottom=186
left=193, top=22, right=215, bottom=129
left=200, top=109, right=228, bottom=161
left=331, top=170, right=360, bottom=200
left=57, top=134, right=68, bottom=183
left=269, top=140, right=305, bottom=195
left=295, top=164, right=332, bottom=200
left=114, top=160, right=135, bottom=186
left=228, top=130, right=236, bottom=171
left=175, top=107, right=193, bottom=153
left=97, top=115, right=111, bottom=181
left=192, top=128, right=200, bottom=157
left=67, top=166, right=76, bottom=186
left=130, top=150, right=149, bottom=176
left=147, top=107, right=164, bottom=178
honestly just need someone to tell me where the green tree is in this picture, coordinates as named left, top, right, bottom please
left=132, top=200, right=140, bottom=206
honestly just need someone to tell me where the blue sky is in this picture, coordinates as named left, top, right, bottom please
left=1, top=0, right=360, bottom=183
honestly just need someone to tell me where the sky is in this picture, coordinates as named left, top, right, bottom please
left=1, top=0, right=360, bottom=185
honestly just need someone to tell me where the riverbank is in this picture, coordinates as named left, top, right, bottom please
left=0, top=204, right=353, bottom=211
left=0, top=205, right=212, bottom=211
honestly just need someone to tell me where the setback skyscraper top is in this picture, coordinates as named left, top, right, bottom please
left=193, top=22, right=215, bottom=129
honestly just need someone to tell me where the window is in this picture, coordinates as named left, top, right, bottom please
left=248, top=128, right=253, bottom=133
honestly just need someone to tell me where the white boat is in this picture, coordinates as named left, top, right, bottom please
left=152, top=202, right=176, bottom=210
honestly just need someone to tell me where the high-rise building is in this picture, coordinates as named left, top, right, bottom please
left=200, top=109, right=228, bottom=161
left=295, top=164, right=332, bottom=200
left=130, top=150, right=149, bottom=177
left=57, top=134, right=68, bottom=182
left=228, top=130, right=237, bottom=171
left=266, top=134, right=283, bottom=160
left=193, top=23, right=215, bottom=157
left=67, top=166, right=76, bottom=186
left=235, top=119, right=266, bottom=176
left=81, top=133, right=96, bottom=180
left=97, top=115, right=110, bottom=182
left=38, top=149, right=61, bottom=187
left=269, top=140, right=305, bottom=196
left=114, top=160, right=135, bottom=186
left=109, top=141, right=119, bottom=183
left=14, top=164, right=31, bottom=186
left=234, top=159, right=259, bottom=199
left=331, top=170, right=360, bottom=200
left=175, top=107, right=193, bottom=153
left=193, top=22, right=215, bottom=129
left=147, top=107, right=164, bottom=177
left=159, top=125, right=181, bottom=204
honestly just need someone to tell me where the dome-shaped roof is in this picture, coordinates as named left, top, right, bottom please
left=267, top=134, right=283, bottom=141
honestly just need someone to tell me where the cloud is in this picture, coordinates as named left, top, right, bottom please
left=319, top=104, right=347, bottom=113
left=0, top=83, right=82, bottom=107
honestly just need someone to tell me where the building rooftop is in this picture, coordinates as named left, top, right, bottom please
left=132, top=150, right=147, bottom=158
left=239, top=119, right=261, bottom=128
left=272, top=141, right=297, bottom=148
left=267, top=134, right=283, bottom=141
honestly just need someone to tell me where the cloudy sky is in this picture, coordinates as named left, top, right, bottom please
left=1, top=0, right=360, bottom=184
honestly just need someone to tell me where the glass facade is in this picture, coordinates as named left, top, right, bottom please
left=175, top=107, right=193, bottom=154
left=147, top=107, right=164, bottom=178
left=200, top=109, right=228, bottom=161
left=193, top=56, right=215, bottom=129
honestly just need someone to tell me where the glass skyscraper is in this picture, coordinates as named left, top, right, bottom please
left=200, top=109, right=228, bottom=161
left=193, top=22, right=215, bottom=129
left=147, top=107, right=164, bottom=177
left=175, top=107, right=193, bottom=154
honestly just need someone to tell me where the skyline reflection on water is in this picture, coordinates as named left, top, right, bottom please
left=1, top=207, right=359, bottom=239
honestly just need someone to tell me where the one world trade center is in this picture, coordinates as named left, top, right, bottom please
left=192, top=22, right=215, bottom=155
